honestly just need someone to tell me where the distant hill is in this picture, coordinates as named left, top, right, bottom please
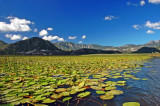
left=54, top=42, right=142, bottom=52
left=54, top=42, right=113, bottom=51
left=0, top=37, right=120, bottom=55
left=144, top=40, right=160, bottom=47
left=133, top=47, right=160, bottom=53
left=70, top=48, right=121, bottom=55
left=0, top=37, right=65, bottom=55
left=1, top=37, right=160, bottom=55
left=0, top=40, right=7, bottom=49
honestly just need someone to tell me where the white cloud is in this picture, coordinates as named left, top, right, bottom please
left=148, top=0, right=160, bottom=4
left=47, top=28, right=53, bottom=31
left=5, top=34, right=21, bottom=40
left=57, top=38, right=64, bottom=41
left=42, top=35, right=64, bottom=41
left=22, top=36, right=28, bottom=40
left=78, top=41, right=82, bottom=43
left=104, top=15, right=117, bottom=21
left=140, top=0, right=145, bottom=6
left=82, top=35, right=86, bottom=39
left=147, top=30, right=155, bottom=34
left=145, top=21, right=160, bottom=29
left=39, top=29, right=48, bottom=36
left=126, top=2, right=138, bottom=6
left=34, top=28, right=37, bottom=32
left=0, top=17, right=32, bottom=32
left=132, top=25, right=141, bottom=29
left=68, top=36, right=77, bottom=40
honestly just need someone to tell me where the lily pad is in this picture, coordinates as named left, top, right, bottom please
left=63, top=97, right=72, bottom=102
left=62, top=92, right=70, bottom=96
left=42, top=98, right=56, bottom=103
left=35, top=96, right=46, bottom=101
left=90, top=86, right=102, bottom=90
left=78, top=81, right=85, bottom=88
left=51, top=93, right=63, bottom=99
left=100, top=95, right=114, bottom=100
left=18, top=93, right=29, bottom=97
left=123, top=102, right=140, bottom=106
left=107, top=90, right=123, bottom=95
left=56, top=88, right=67, bottom=93
left=77, top=92, right=91, bottom=98
left=96, top=90, right=105, bottom=94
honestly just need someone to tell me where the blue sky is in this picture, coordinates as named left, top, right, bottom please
left=0, top=0, right=160, bottom=46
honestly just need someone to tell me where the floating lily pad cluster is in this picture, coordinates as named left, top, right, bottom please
left=0, top=54, right=151, bottom=105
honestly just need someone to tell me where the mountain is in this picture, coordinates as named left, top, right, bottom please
left=144, top=40, right=160, bottom=47
left=0, top=37, right=65, bottom=55
left=54, top=42, right=142, bottom=52
left=133, top=47, right=160, bottom=53
left=53, top=42, right=113, bottom=51
left=70, top=48, right=121, bottom=55
left=0, top=37, right=120, bottom=55
left=0, top=40, right=7, bottom=49
left=54, top=40, right=160, bottom=53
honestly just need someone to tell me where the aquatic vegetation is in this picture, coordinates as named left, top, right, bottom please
left=123, top=102, right=140, bottom=106
left=0, top=54, right=151, bottom=105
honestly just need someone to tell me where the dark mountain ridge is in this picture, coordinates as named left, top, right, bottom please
left=0, top=37, right=120, bottom=55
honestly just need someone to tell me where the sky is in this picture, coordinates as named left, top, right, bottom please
left=0, top=0, right=160, bottom=46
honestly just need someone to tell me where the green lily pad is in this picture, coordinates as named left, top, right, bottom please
left=35, top=96, right=46, bottom=101
left=100, top=95, right=114, bottom=100
left=77, top=92, right=91, bottom=98
left=123, top=102, right=140, bottom=106
left=0, top=104, right=14, bottom=106
left=51, top=93, right=63, bottom=99
left=56, top=88, right=67, bottom=93
left=90, top=86, right=102, bottom=90
left=34, top=104, right=48, bottom=106
left=75, top=88, right=86, bottom=92
left=20, top=98, right=33, bottom=103
left=96, top=90, right=105, bottom=94
left=62, top=92, right=70, bottom=96
left=18, top=93, right=29, bottom=97
left=68, top=90, right=75, bottom=95
left=63, top=97, right=72, bottom=102
left=78, top=81, right=85, bottom=88
left=10, top=101, right=20, bottom=105
left=42, top=98, right=56, bottom=103
left=106, top=90, right=123, bottom=95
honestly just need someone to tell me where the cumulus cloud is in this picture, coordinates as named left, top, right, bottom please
left=132, top=25, right=141, bottom=29
left=47, top=28, right=53, bottom=31
left=145, top=21, right=160, bottom=29
left=22, top=36, right=28, bottom=40
left=0, top=17, right=32, bottom=32
left=148, top=0, right=160, bottom=4
left=140, top=0, right=146, bottom=6
left=126, top=2, right=138, bottom=6
left=5, top=34, right=21, bottom=40
left=39, top=29, right=48, bottom=36
left=78, top=41, right=82, bottom=43
left=68, top=36, right=77, bottom=40
left=42, top=35, right=64, bottom=41
left=82, top=35, right=86, bottom=39
left=104, top=15, right=117, bottom=21
left=147, top=30, right=155, bottom=34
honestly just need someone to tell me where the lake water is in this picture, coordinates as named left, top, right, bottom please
left=67, top=58, right=160, bottom=106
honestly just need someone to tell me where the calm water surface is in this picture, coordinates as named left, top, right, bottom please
left=69, top=58, right=160, bottom=106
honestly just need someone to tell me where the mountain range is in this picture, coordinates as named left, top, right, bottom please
left=0, top=37, right=160, bottom=55
left=53, top=40, right=160, bottom=52
left=0, top=37, right=120, bottom=55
